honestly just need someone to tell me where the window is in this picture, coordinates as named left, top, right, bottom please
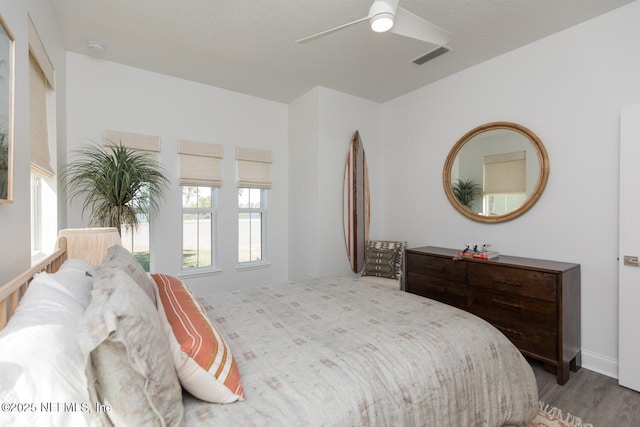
left=236, top=147, right=271, bottom=267
left=238, top=188, right=266, bottom=264
left=182, top=186, right=215, bottom=270
left=29, top=17, right=57, bottom=263
left=482, top=150, right=526, bottom=216
left=102, top=130, right=162, bottom=272
left=177, top=139, right=223, bottom=273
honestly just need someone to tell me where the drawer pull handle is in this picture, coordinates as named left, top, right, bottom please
left=496, top=280, right=523, bottom=287
left=492, top=299, right=523, bottom=312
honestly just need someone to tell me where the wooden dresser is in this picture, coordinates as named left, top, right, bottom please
left=405, top=246, right=581, bottom=385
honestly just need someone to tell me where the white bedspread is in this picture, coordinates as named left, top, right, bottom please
left=183, top=277, right=538, bottom=426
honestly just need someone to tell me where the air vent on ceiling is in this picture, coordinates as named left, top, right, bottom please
left=412, top=46, right=451, bottom=65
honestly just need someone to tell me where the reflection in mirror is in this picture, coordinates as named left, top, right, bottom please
left=0, top=16, right=13, bottom=203
left=443, top=122, right=549, bottom=223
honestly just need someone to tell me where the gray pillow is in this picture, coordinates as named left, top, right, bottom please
left=78, top=266, right=183, bottom=426
left=100, top=244, right=156, bottom=304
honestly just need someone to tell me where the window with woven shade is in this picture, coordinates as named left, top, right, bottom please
left=236, top=147, right=271, bottom=266
left=483, top=151, right=527, bottom=216
left=179, top=140, right=222, bottom=272
left=29, top=16, right=56, bottom=260
left=103, top=129, right=162, bottom=272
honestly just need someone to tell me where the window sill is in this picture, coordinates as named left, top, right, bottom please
left=236, top=261, right=271, bottom=271
left=178, top=267, right=222, bottom=279
left=31, top=251, right=49, bottom=266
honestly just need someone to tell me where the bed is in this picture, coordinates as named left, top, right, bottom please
left=0, top=239, right=538, bottom=426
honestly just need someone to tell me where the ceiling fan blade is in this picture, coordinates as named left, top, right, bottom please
left=296, top=15, right=371, bottom=44
left=391, top=6, right=451, bottom=46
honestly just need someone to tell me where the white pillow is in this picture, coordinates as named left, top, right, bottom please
left=0, top=273, right=98, bottom=427
left=52, top=259, right=95, bottom=308
left=59, top=258, right=94, bottom=274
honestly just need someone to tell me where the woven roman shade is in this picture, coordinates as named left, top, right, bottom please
left=178, top=139, right=223, bottom=187
left=484, top=151, right=526, bottom=194
left=29, top=52, right=54, bottom=178
left=103, top=129, right=161, bottom=153
left=28, top=15, right=54, bottom=89
left=28, top=15, right=55, bottom=178
left=236, top=147, right=272, bottom=189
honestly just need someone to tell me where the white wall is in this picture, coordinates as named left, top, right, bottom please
left=288, top=87, right=383, bottom=281
left=380, top=2, right=640, bottom=377
left=0, top=0, right=66, bottom=284
left=288, top=88, right=320, bottom=280
left=65, top=53, right=289, bottom=294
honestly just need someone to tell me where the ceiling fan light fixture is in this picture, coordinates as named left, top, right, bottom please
left=370, top=12, right=395, bottom=32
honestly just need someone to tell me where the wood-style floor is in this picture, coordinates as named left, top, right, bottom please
left=531, top=359, right=640, bottom=426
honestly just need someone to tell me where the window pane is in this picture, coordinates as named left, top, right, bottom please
left=182, top=213, right=195, bottom=267
left=250, top=212, right=262, bottom=261
left=198, top=187, right=212, bottom=209
left=197, top=212, right=212, bottom=267
left=183, top=186, right=198, bottom=208
left=182, top=186, right=214, bottom=270
left=238, top=188, right=265, bottom=264
left=30, top=175, right=41, bottom=253
left=485, top=193, right=526, bottom=216
left=238, top=188, right=249, bottom=208
left=238, top=212, right=262, bottom=263
left=121, top=214, right=150, bottom=272
left=238, top=212, right=251, bottom=263
left=249, top=188, right=261, bottom=208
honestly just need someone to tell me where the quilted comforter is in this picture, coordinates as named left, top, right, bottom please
left=183, top=276, right=538, bottom=426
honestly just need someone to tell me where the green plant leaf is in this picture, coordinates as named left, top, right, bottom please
left=452, top=178, right=484, bottom=210
left=61, top=141, right=170, bottom=235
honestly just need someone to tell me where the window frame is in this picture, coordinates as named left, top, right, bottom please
left=180, top=185, right=218, bottom=274
left=237, top=187, right=268, bottom=268
left=30, top=174, right=42, bottom=256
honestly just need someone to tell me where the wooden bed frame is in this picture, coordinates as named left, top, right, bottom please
left=0, top=237, right=68, bottom=329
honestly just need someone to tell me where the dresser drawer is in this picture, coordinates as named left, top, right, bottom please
left=468, top=288, right=556, bottom=329
left=406, top=253, right=466, bottom=283
left=468, top=262, right=557, bottom=302
left=487, top=316, right=558, bottom=361
left=406, top=272, right=467, bottom=309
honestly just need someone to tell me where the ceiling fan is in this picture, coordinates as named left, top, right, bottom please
left=296, top=0, right=451, bottom=46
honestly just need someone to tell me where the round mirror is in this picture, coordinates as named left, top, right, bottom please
left=443, top=122, right=549, bottom=223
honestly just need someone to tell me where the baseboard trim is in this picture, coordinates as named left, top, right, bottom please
left=581, top=349, right=618, bottom=379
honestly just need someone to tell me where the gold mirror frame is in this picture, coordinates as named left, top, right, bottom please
left=443, top=122, right=549, bottom=223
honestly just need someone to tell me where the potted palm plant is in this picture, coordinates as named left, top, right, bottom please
left=452, top=178, right=484, bottom=211
left=62, top=141, right=170, bottom=236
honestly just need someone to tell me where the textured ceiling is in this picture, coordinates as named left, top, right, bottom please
left=51, top=0, right=633, bottom=103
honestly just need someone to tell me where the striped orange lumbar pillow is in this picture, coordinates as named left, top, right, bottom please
left=152, top=274, right=245, bottom=403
